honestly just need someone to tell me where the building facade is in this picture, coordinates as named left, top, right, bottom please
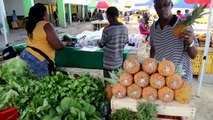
left=1, top=0, right=90, bottom=28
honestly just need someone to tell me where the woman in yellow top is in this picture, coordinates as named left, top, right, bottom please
left=20, top=3, right=69, bottom=77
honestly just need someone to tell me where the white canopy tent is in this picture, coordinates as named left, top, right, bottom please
left=0, top=0, right=8, bottom=45
left=197, top=0, right=213, bottom=96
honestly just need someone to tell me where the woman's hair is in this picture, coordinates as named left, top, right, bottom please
left=26, top=3, right=47, bottom=39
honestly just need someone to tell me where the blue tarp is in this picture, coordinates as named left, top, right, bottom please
left=134, top=0, right=153, bottom=8
left=173, top=0, right=197, bottom=8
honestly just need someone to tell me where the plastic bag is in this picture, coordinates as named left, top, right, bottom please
left=137, top=42, right=150, bottom=63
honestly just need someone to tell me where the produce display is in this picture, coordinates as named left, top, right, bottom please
left=109, top=57, right=192, bottom=104
left=134, top=71, right=149, bottom=88
left=104, top=69, right=124, bottom=100
left=111, top=102, right=157, bottom=120
left=110, top=108, right=133, bottom=120
left=158, top=86, right=174, bottom=103
left=158, top=60, right=175, bottom=77
left=142, top=58, right=157, bottom=74
left=0, top=57, right=107, bottom=119
left=175, top=80, right=192, bottom=104
left=123, top=57, right=140, bottom=75
left=195, top=33, right=213, bottom=47
left=119, top=72, right=133, bottom=87
left=166, top=74, right=183, bottom=90
left=142, top=86, right=158, bottom=101
left=0, top=48, right=194, bottom=119
left=150, top=73, right=165, bottom=89
left=112, top=83, right=127, bottom=99
left=127, top=84, right=142, bottom=99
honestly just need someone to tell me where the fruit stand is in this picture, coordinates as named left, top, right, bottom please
left=106, top=57, right=195, bottom=120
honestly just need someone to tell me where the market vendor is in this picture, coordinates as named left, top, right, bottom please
left=20, top=3, right=70, bottom=77
left=150, top=0, right=198, bottom=85
left=99, top=6, right=128, bottom=78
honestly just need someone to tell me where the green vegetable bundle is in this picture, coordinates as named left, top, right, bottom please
left=110, top=101, right=158, bottom=120
left=0, top=58, right=106, bottom=119
left=111, top=108, right=133, bottom=120
left=136, top=102, right=158, bottom=120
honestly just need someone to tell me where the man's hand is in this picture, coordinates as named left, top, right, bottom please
left=178, top=29, right=193, bottom=46
left=178, top=29, right=198, bottom=59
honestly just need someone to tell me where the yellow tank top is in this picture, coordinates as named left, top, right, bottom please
left=26, top=21, right=55, bottom=62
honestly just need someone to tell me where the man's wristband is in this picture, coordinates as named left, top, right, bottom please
left=188, top=41, right=194, bottom=48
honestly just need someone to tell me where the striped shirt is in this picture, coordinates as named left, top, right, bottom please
left=150, top=15, right=198, bottom=85
left=100, top=23, right=128, bottom=70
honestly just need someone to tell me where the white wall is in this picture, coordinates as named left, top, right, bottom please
left=4, top=0, right=24, bottom=16
left=64, top=0, right=89, bottom=5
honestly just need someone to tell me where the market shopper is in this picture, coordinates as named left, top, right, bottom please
left=20, top=3, right=70, bottom=77
left=150, top=0, right=198, bottom=85
left=99, top=6, right=128, bottom=78
left=184, top=9, right=191, bottom=20
left=139, top=18, right=150, bottom=36
left=176, top=10, right=185, bottom=19
left=143, top=11, right=150, bottom=25
left=11, top=10, right=18, bottom=29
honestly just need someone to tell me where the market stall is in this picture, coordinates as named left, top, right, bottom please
left=91, top=20, right=109, bottom=30
left=13, top=43, right=129, bottom=69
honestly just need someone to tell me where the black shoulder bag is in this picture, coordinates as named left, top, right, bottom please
left=27, top=46, right=56, bottom=75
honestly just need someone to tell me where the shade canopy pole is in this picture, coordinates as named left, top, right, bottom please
left=0, top=0, right=8, bottom=45
left=197, top=0, right=213, bottom=97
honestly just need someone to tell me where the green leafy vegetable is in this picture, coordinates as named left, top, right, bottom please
left=136, top=102, right=158, bottom=120
left=111, top=108, right=133, bottom=120
left=1, top=57, right=32, bottom=76
left=0, top=68, right=105, bottom=119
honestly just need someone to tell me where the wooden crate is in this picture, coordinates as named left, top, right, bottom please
left=111, top=96, right=196, bottom=120
left=191, top=48, right=213, bottom=75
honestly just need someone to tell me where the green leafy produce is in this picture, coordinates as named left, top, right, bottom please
left=59, top=97, right=101, bottom=120
left=1, top=57, right=31, bottom=76
left=0, top=69, right=106, bottom=119
left=62, top=34, right=77, bottom=46
left=0, top=56, right=37, bottom=86
left=111, top=108, right=133, bottom=120
left=136, top=102, right=158, bottom=120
